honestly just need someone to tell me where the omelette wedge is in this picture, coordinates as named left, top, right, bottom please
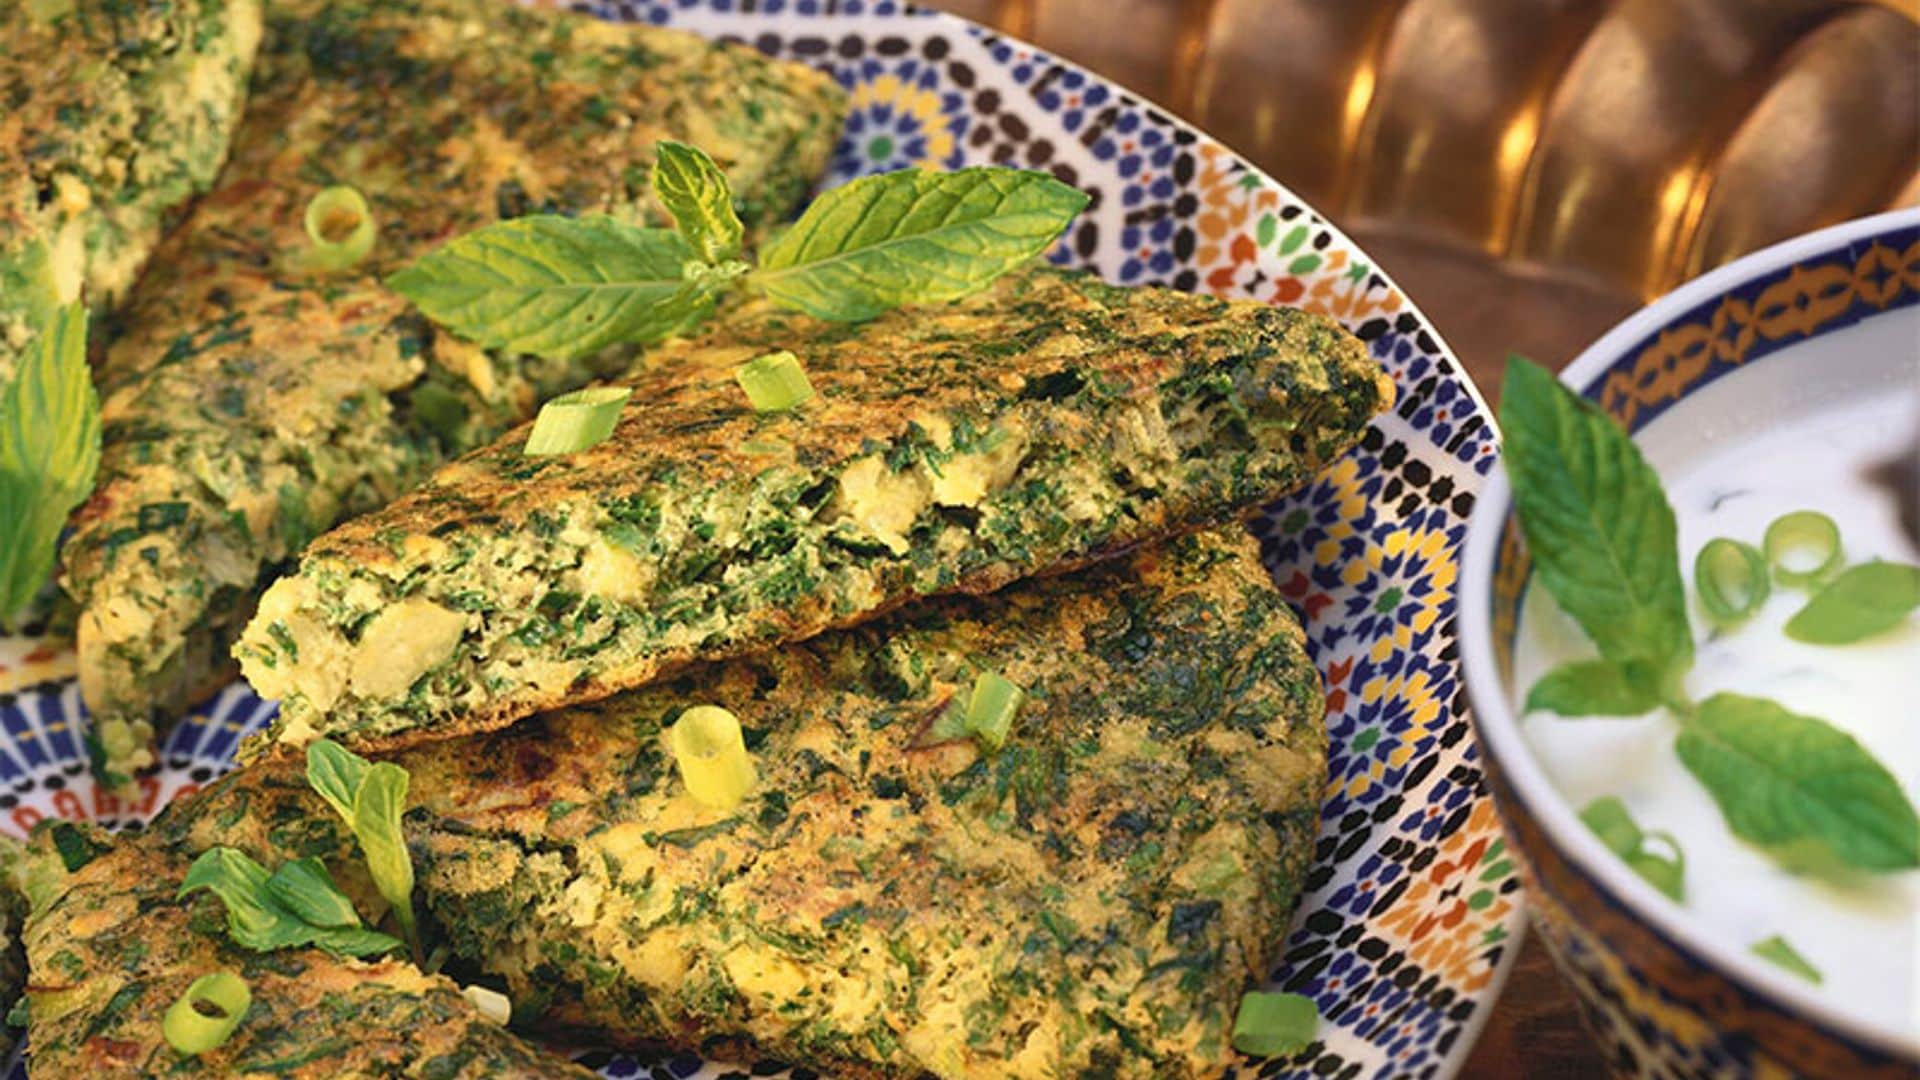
left=236, top=266, right=1390, bottom=757
left=118, top=526, right=1322, bottom=1076
left=0, top=0, right=261, bottom=382
left=16, top=818, right=589, bottom=1078
left=60, top=0, right=845, bottom=781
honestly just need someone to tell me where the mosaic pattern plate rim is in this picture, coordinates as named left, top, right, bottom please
left=0, top=2, right=1523, bottom=1077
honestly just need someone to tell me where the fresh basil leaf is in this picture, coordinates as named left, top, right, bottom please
left=1751, top=934, right=1822, bottom=984
left=1783, top=561, right=1920, bottom=645
left=1526, top=658, right=1665, bottom=716
left=305, top=738, right=368, bottom=824
left=264, top=857, right=362, bottom=931
left=178, top=847, right=316, bottom=953
left=751, top=167, right=1090, bottom=322
left=0, top=302, right=101, bottom=621
left=1676, top=693, right=1919, bottom=871
left=385, top=215, right=711, bottom=360
left=653, top=140, right=743, bottom=264
left=353, top=761, right=417, bottom=947
left=1498, top=358, right=1692, bottom=672
left=1577, top=795, right=1642, bottom=858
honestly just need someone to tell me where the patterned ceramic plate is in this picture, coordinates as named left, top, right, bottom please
left=0, top=2, right=1521, bottom=1077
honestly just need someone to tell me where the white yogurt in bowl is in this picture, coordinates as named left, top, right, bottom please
left=1514, top=314, right=1919, bottom=1033
left=1460, top=208, right=1920, bottom=1075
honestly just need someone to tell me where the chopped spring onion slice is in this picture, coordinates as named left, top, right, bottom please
left=1694, top=538, right=1769, bottom=624
left=523, top=386, right=632, bottom=456
left=1630, top=831, right=1686, bottom=902
left=963, top=671, right=1025, bottom=752
left=669, top=704, right=757, bottom=810
left=1763, top=510, right=1841, bottom=587
left=1230, top=990, right=1318, bottom=1058
left=734, top=350, right=815, bottom=412
left=302, top=186, right=377, bottom=271
left=1578, top=795, right=1642, bottom=859
left=461, top=984, right=512, bottom=1025
left=163, top=972, right=251, bottom=1056
left=1751, top=934, right=1823, bottom=984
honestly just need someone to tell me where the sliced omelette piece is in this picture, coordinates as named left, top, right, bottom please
left=60, top=0, right=847, bottom=781
left=235, top=265, right=1390, bottom=758
left=0, top=0, right=262, bottom=382
left=168, top=525, right=1324, bottom=1077
left=15, top=818, right=588, bottom=1078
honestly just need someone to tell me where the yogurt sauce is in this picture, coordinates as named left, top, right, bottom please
left=1513, top=350, right=1919, bottom=1034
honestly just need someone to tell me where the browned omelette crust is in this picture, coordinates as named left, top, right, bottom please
left=59, top=0, right=845, bottom=782
left=17, top=821, right=587, bottom=1078
left=236, top=267, right=1390, bottom=759
left=115, top=526, right=1323, bottom=1077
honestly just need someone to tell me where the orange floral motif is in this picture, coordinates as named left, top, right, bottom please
left=1376, top=800, right=1516, bottom=993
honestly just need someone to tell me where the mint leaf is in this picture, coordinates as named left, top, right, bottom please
left=305, top=737, right=368, bottom=822
left=0, top=238, right=62, bottom=331
left=751, top=168, right=1090, bottom=321
left=264, top=857, right=361, bottom=930
left=0, top=301, right=100, bottom=621
left=1498, top=358, right=1691, bottom=672
left=305, top=740, right=418, bottom=957
left=1677, top=693, right=1919, bottom=871
left=1783, top=561, right=1920, bottom=645
left=1525, top=658, right=1664, bottom=716
left=385, top=215, right=710, bottom=360
left=353, top=761, right=417, bottom=950
left=1628, top=832, right=1685, bottom=902
left=653, top=141, right=743, bottom=264
left=179, top=848, right=323, bottom=953
left=1751, top=934, right=1822, bottom=984
left=180, top=847, right=400, bottom=959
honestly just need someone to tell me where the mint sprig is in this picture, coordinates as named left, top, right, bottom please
left=178, top=847, right=402, bottom=959
left=1501, top=356, right=1919, bottom=875
left=0, top=300, right=101, bottom=623
left=387, top=143, right=1088, bottom=359
left=306, top=739, right=419, bottom=960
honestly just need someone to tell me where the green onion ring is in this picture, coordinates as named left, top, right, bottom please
left=669, top=704, right=757, bottom=809
left=522, top=386, right=633, bottom=457
left=734, top=350, right=816, bottom=412
left=163, top=971, right=250, bottom=1056
left=301, top=186, right=377, bottom=271
left=1694, top=538, right=1769, bottom=624
left=963, top=670, right=1025, bottom=752
left=1764, top=510, right=1842, bottom=587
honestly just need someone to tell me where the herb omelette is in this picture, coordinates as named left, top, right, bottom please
left=59, top=0, right=846, bottom=783
left=35, top=526, right=1322, bottom=1077
left=235, top=266, right=1391, bottom=758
